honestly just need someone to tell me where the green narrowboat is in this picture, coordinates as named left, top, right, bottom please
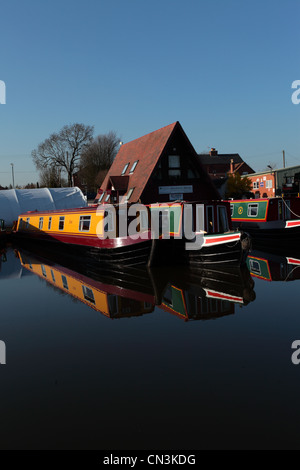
left=229, top=197, right=300, bottom=248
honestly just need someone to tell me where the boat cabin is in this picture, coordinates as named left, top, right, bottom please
left=230, top=197, right=300, bottom=225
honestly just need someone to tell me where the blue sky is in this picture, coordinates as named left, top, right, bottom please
left=0, top=0, right=299, bottom=186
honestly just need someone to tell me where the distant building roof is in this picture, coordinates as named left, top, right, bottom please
left=198, top=153, right=244, bottom=165
left=244, top=165, right=300, bottom=177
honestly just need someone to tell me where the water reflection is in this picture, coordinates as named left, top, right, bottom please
left=247, top=249, right=300, bottom=282
left=1, top=243, right=256, bottom=321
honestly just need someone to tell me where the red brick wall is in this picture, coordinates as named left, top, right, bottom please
left=246, top=174, right=276, bottom=198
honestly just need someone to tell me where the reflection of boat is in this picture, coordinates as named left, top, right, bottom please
left=229, top=197, right=300, bottom=248
left=247, top=249, right=300, bottom=282
left=154, top=266, right=255, bottom=321
left=14, top=244, right=255, bottom=321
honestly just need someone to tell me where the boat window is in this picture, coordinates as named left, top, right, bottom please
left=126, top=188, right=134, bottom=201
left=230, top=204, right=234, bottom=217
left=129, top=160, right=138, bottom=174
left=79, top=215, right=91, bottom=232
left=163, top=285, right=173, bottom=307
left=41, top=265, right=47, bottom=278
left=50, top=269, right=56, bottom=283
left=39, top=217, right=44, bottom=230
left=61, top=275, right=68, bottom=290
left=82, top=285, right=95, bottom=304
left=285, top=200, right=291, bottom=220
left=48, top=217, right=52, bottom=230
left=104, top=210, right=114, bottom=232
left=140, top=209, right=149, bottom=230
left=59, top=216, right=65, bottom=230
left=206, top=206, right=214, bottom=233
left=121, top=163, right=129, bottom=175
left=26, top=218, right=30, bottom=229
left=218, top=206, right=229, bottom=233
left=249, top=259, right=261, bottom=276
left=248, top=203, right=259, bottom=217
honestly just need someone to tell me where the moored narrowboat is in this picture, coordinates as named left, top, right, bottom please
left=229, top=197, right=300, bottom=248
left=13, top=200, right=250, bottom=267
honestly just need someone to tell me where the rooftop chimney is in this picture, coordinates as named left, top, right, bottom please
left=209, top=148, right=218, bottom=156
left=230, top=158, right=234, bottom=174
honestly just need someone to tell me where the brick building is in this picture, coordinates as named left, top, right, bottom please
left=198, top=148, right=255, bottom=179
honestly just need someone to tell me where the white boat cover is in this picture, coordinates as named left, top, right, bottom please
left=0, top=187, right=87, bottom=226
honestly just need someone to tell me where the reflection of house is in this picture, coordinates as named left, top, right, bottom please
left=198, top=148, right=255, bottom=179
left=244, top=165, right=300, bottom=198
left=96, top=122, right=219, bottom=204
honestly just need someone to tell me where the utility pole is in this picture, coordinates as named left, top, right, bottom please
left=10, top=163, right=15, bottom=188
left=283, top=150, right=286, bottom=169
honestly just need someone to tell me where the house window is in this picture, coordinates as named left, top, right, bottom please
left=61, top=275, right=68, bottom=290
left=98, top=192, right=105, bottom=203
left=218, top=206, right=229, bottom=232
left=168, top=155, right=181, bottom=178
left=48, top=217, right=52, bottom=230
left=129, top=160, right=138, bottom=174
left=82, top=285, right=95, bottom=304
left=79, top=215, right=91, bottom=231
left=126, top=188, right=134, bottom=201
left=266, top=180, right=272, bottom=189
left=59, top=216, right=65, bottom=230
left=248, top=203, right=258, bottom=217
left=39, top=217, right=44, bottom=230
left=253, top=182, right=259, bottom=189
left=121, top=163, right=129, bottom=175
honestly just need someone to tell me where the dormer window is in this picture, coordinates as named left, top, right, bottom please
left=98, top=192, right=105, bottom=203
left=129, top=160, right=138, bottom=174
left=126, top=188, right=134, bottom=201
left=121, top=163, right=129, bottom=175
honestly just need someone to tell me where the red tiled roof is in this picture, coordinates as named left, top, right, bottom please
left=100, top=122, right=178, bottom=201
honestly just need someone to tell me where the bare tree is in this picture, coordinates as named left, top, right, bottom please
left=79, top=131, right=121, bottom=192
left=32, top=123, right=94, bottom=186
left=39, top=166, right=67, bottom=188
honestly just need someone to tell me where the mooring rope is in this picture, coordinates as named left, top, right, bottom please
left=280, top=196, right=300, bottom=219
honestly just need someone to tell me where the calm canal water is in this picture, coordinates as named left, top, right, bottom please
left=1, top=241, right=300, bottom=450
